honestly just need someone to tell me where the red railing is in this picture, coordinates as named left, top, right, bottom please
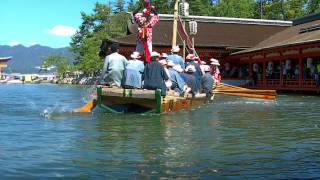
left=225, top=78, right=319, bottom=92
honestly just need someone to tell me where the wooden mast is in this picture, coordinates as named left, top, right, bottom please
left=172, top=0, right=179, bottom=48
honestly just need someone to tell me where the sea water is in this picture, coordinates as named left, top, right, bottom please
left=0, top=84, right=319, bottom=179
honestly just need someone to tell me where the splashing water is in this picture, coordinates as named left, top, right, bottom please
left=40, top=107, right=75, bottom=120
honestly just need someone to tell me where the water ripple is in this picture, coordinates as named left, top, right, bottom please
left=1, top=84, right=320, bottom=178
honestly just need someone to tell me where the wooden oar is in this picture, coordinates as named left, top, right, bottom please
left=73, top=77, right=102, bottom=113
left=214, top=83, right=277, bottom=100
left=219, top=83, right=249, bottom=89
left=214, top=89, right=277, bottom=96
left=74, top=99, right=97, bottom=113
left=218, top=83, right=276, bottom=93
left=213, top=91, right=276, bottom=100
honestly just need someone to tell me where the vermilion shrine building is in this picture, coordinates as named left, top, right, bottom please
left=0, top=56, right=12, bottom=79
left=109, top=13, right=320, bottom=92
left=227, top=13, right=320, bottom=92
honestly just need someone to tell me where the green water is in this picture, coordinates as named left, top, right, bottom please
left=0, top=84, right=319, bottom=179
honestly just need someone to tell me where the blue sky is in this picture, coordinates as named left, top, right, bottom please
left=0, top=0, right=112, bottom=48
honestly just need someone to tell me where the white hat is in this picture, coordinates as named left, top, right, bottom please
left=186, top=54, right=195, bottom=60
left=171, top=45, right=180, bottom=53
left=173, top=65, right=183, bottom=72
left=165, top=80, right=172, bottom=88
left=201, top=61, right=206, bottom=65
left=203, top=65, right=211, bottom=72
left=167, top=60, right=175, bottom=67
left=161, top=53, right=168, bottom=59
left=185, top=65, right=196, bottom=72
left=151, top=51, right=160, bottom=57
left=130, top=51, right=141, bottom=59
left=210, top=58, right=220, bottom=66
left=158, top=59, right=167, bottom=65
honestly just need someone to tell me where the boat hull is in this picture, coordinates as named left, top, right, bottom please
left=96, top=86, right=212, bottom=113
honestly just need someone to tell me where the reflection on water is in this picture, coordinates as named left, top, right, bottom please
left=0, top=84, right=320, bottom=178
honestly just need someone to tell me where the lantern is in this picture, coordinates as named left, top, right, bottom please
left=179, top=1, right=189, bottom=17
left=189, top=19, right=197, bottom=35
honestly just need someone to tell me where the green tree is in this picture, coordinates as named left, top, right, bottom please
left=114, top=0, right=125, bottom=13
left=286, top=0, right=307, bottom=19
left=127, top=0, right=136, bottom=12
left=189, top=0, right=212, bottom=15
left=306, top=0, right=320, bottom=14
left=41, top=55, right=75, bottom=75
left=153, top=0, right=174, bottom=14
left=212, top=0, right=256, bottom=18
left=259, top=0, right=307, bottom=20
left=70, top=2, right=130, bottom=75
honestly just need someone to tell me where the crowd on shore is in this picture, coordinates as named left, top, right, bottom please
left=100, top=43, right=220, bottom=97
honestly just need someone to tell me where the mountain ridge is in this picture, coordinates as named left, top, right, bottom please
left=0, top=44, right=72, bottom=73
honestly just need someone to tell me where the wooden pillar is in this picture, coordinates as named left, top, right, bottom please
left=172, top=0, right=179, bottom=48
left=299, top=58, right=303, bottom=87
left=183, top=40, right=186, bottom=59
left=0, top=63, right=8, bottom=79
left=262, top=61, right=266, bottom=86
left=249, top=62, right=253, bottom=75
left=279, top=51, right=284, bottom=86
left=280, top=60, right=283, bottom=86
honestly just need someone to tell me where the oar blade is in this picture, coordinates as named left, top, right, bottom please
left=74, top=99, right=97, bottom=113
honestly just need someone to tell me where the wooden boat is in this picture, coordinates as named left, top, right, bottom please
left=96, top=86, right=212, bottom=113
left=74, top=84, right=276, bottom=113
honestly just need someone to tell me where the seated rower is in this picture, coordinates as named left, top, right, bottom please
left=167, top=46, right=185, bottom=69
left=185, top=54, right=203, bottom=94
left=200, top=60, right=207, bottom=75
left=210, top=58, right=221, bottom=87
left=143, top=52, right=169, bottom=96
left=158, top=58, right=172, bottom=90
left=167, top=61, right=185, bottom=96
left=180, top=65, right=198, bottom=97
left=122, top=51, right=145, bottom=89
left=101, top=43, right=128, bottom=87
left=201, top=65, right=214, bottom=97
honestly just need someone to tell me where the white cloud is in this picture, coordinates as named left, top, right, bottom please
left=9, top=41, right=21, bottom=46
left=47, top=25, right=76, bottom=37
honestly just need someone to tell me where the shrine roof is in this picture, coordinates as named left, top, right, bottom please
left=0, top=56, right=12, bottom=62
left=111, top=14, right=291, bottom=50
left=233, top=13, right=320, bottom=55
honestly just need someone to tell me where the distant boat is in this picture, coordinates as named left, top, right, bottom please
left=6, top=79, right=23, bottom=84
left=35, top=65, right=56, bottom=72
left=4, top=74, right=23, bottom=84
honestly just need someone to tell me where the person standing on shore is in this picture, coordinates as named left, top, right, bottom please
left=101, top=43, right=128, bottom=87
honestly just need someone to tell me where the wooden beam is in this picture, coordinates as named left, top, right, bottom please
left=172, top=0, right=179, bottom=48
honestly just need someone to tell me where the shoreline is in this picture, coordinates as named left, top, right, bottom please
left=53, top=76, right=99, bottom=85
